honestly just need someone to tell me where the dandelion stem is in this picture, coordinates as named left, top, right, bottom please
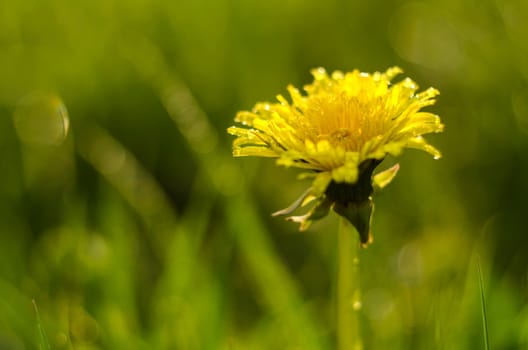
left=337, top=217, right=363, bottom=350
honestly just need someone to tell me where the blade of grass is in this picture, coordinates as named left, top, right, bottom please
left=77, top=124, right=178, bottom=260
left=225, top=192, right=328, bottom=350
left=0, top=279, right=35, bottom=346
left=32, top=300, right=50, bottom=350
left=124, top=40, right=329, bottom=349
left=477, top=257, right=490, bottom=350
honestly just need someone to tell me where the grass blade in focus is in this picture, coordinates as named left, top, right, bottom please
left=477, top=257, right=490, bottom=350
left=33, top=300, right=50, bottom=350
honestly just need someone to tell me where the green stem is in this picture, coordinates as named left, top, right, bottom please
left=337, top=217, right=363, bottom=350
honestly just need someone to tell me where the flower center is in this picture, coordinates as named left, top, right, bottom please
left=330, top=128, right=355, bottom=141
left=306, top=93, right=386, bottom=151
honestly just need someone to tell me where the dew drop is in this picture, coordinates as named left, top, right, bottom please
left=351, top=290, right=362, bottom=311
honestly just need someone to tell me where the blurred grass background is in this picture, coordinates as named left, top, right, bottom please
left=1, top=0, right=528, bottom=349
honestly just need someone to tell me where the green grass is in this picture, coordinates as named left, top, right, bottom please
left=33, top=300, right=51, bottom=350
left=478, top=258, right=490, bottom=350
left=1, top=0, right=528, bottom=348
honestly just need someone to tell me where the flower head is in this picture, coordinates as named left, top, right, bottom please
left=228, top=67, right=443, bottom=244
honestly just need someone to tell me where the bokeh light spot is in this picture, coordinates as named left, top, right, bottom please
left=13, top=92, right=69, bottom=146
left=388, top=3, right=463, bottom=70
left=397, top=243, right=423, bottom=285
left=363, top=288, right=394, bottom=321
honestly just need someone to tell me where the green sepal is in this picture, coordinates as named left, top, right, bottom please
left=333, top=198, right=374, bottom=245
left=372, top=163, right=400, bottom=191
left=272, top=187, right=312, bottom=217
left=287, top=198, right=332, bottom=231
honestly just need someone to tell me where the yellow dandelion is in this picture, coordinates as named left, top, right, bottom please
left=228, top=67, right=443, bottom=244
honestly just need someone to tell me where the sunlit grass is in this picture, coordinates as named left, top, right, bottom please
left=478, top=257, right=490, bottom=350
left=1, top=0, right=528, bottom=349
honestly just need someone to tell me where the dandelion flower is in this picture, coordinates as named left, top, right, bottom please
left=228, top=67, right=443, bottom=244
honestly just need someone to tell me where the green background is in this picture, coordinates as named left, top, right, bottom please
left=1, top=0, right=527, bottom=348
